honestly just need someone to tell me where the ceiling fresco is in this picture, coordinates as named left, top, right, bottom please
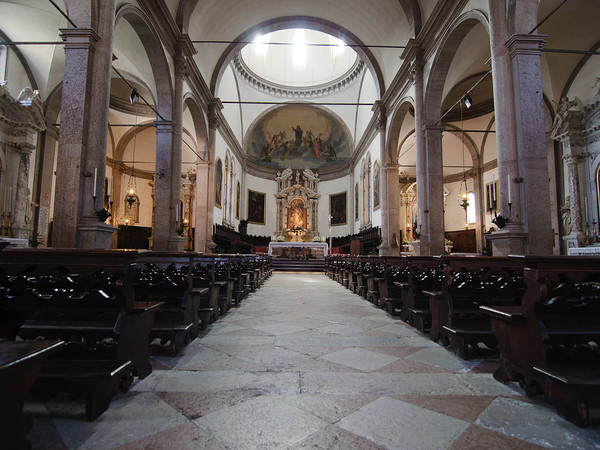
left=245, top=104, right=351, bottom=171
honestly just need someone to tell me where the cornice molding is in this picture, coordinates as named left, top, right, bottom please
left=233, top=55, right=365, bottom=98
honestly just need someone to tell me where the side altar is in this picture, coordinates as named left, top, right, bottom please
left=268, top=241, right=329, bottom=257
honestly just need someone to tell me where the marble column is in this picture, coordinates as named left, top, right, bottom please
left=194, top=162, right=211, bottom=252
left=52, top=28, right=100, bottom=247
left=412, top=56, right=429, bottom=256
left=486, top=0, right=527, bottom=256
left=152, top=120, right=177, bottom=251
left=35, top=125, right=58, bottom=247
left=382, top=163, right=400, bottom=255
left=507, top=34, right=553, bottom=255
left=422, top=125, right=445, bottom=255
left=77, top=1, right=116, bottom=248
left=558, top=111, right=586, bottom=249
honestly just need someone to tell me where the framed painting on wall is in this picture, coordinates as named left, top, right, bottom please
left=330, top=191, right=347, bottom=226
left=215, top=158, right=222, bottom=208
left=373, top=160, right=380, bottom=211
left=247, top=189, right=265, bottom=224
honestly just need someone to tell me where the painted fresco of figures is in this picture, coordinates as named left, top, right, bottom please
left=247, top=104, right=350, bottom=170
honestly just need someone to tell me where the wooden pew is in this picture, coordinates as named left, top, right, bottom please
left=133, top=252, right=209, bottom=355
left=0, top=339, right=63, bottom=448
left=482, top=255, right=600, bottom=426
left=0, top=249, right=162, bottom=421
left=400, top=256, right=443, bottom=332
left=427, top=255, right=526, bottom=359
left=379, top=257, right=410, bottom=315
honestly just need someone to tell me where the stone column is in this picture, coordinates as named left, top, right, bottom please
left=422, top=125, right=445, bottom=255
left=556, top=110, right=586, bottom=249
left=35, top=125, right=58, bottom=246
left=486, top=0, right=527, bottom=256
left=52, top=28, right=100, bottom=247
left=77, top=1, right=116, bottom=248
left=382, top=163, right=400, bottom=255
left=507, top=34, right=553, bottom=255
left=152, top=120, right=178, bottom=251
left=412, top=55, right=429, bottom=255
left=193, top=161, right=211, bottom=252
left=349, top=170, right=355, bottom=235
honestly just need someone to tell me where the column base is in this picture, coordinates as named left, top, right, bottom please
left=486, top=226, right=528, bottom=256
left=562, top=231, right=586, bottom=251
left=11, top=225, right=31, bottom=241
left=77, top=218, right=117, bottom=249
left=411, top=240, right=430, bottom=256
left=379, top=245, right=400, bottom=256
left=168, top=235, right=185, bottom=252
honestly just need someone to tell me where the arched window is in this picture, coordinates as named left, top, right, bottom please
left=467, top=192, right=476, bottom=224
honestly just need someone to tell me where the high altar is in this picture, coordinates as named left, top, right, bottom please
left=274, top=168, right=321, bottom=241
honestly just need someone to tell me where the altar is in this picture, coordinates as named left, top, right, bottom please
left=268, top=241, right=329, bottom=257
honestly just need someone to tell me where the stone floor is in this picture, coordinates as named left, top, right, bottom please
left=26, top=272, right=600, bottom=449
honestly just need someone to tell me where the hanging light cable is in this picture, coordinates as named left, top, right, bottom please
left=458, top=98, right=469, bottom=212
left=126, top=89, right=138, bottom=208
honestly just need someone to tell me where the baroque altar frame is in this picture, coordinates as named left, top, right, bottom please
left=274, top=168, right=321, bottom=239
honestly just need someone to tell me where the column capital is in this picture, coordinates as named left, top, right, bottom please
left=177, top=34, right=197, bottom=57
left=60, top=28, right=100, bottom=51
left=506, top=34, right=547, bottom=58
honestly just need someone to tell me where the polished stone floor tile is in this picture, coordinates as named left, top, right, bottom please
left=320, top=348, right=399, bottom=372
left=194, top=395, right=328, bottom=449
left=338, top=396, right=469, bottom=449
left=27, top=272, right=599, bottom=449
left=53, top=393, right=188, bottom=449
left=234, top=345, right=311, bottom=370
left=406, top=347, right=484, bottom=373
left=288, top=424, right=385, bottom=449
left=475, top=396, right=600, bottom=449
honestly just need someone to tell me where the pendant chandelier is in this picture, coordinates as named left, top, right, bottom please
left=126, top=88, right=138, bottom=206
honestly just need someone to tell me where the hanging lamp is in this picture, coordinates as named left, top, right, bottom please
left=458, top=97, right=469, bottom=212
left=126, top=88, right=138, bottom=206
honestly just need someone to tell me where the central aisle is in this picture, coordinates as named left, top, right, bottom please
left=43, top=273, right=600, bottom=449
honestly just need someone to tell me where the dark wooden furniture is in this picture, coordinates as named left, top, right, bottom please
left=482, top=255, right=600, bottom=426
left=0, top=339, right=63, bottom=449
left=399, top=256, right=443, bottom=332
left=134, top=252, right=210, bottom=355
left=0, top=249, right=161, bottom=380
left=426, top=255, right=526, bottom=359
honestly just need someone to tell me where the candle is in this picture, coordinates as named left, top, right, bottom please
left=585, top=196, right=589, bottom=222
left=93, top=168, right=97, bottom=196
left=7, top=187, right=11, bottom=214
left=107, top=175, right=111, bottom=199
left=507, top=173, right=511, bottom=204
left=492, top=174, right=496, bottom=201
left=2, top=187, right=5, bottom=213
left=176, top=203, right=179, bottom=223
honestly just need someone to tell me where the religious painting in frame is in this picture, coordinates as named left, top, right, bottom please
left=214, top=158, right=222, bottom=208
left=247, top=189, right=265, bottom=224
left=330, top=191, right=347, bottom=226
left=287, top=198, right=306, bottom=229
left=373, top=160, right=380, bottom=211
left=235, top=181, right=241, bottom=219
left=355, top=182, right=359, bottom=221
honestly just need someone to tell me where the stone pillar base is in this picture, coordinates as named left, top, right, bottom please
left=168, top=235, right=185, bottom=252
left=379, top=245, right=400, bottom=256
left=11, top=225, right=31, bottom=241
left=486, top=227, right=528, bottom=256
left=562, top=231, right=586, bottom=252
left=77, top=219, right=117, bottom=249
left=411, top=240, right=430, bottom=256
